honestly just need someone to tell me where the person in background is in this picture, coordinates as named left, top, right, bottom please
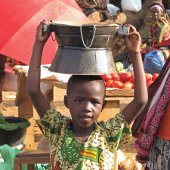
left=75, top=0, right=109, bottom=22
left=27, top=21, right=147, bottom=169
left=0, top=54, right=7, bottom=103
left=0, top=55, right=7, bottom=84
left=140, top=1, right=170, bottom=47
left=75, top=0, right=126, bottom=24
left=133, top=57, right=170, bottom=170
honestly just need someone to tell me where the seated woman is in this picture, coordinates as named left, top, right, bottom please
left=140, top=1, right=170, bottom=47
left=75, top=0, right=126, bottom=24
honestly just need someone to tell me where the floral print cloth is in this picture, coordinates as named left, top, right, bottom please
left=38, top=107, right=131, bottom=170
left=140, top=14, right=170, bottom=47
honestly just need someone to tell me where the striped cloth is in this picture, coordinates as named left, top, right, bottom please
left=134, top=58, right=170, bottom=163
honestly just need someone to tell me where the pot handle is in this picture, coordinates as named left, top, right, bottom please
left=80, top=25, right=96, bottom=48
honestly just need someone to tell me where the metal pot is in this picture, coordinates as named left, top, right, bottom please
left=48, top=21, right=119, bottom=74
left=49, top=46, right=116, bottom=74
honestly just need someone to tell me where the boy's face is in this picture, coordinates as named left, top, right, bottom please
left=65, top=80, right=106, bottom=130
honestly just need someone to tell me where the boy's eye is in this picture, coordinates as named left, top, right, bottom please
left=92, top=100, right=100, bottom=105
left=75, top=98, right=83, bottom=102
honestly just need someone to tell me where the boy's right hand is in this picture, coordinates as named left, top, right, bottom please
left=125, top=25, right=141, bottom=56
left=35, top=20, right=51, bottom=45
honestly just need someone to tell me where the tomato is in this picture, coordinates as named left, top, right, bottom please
left=129, top=73, right=134, bottom=84
left=145, top=73, right=152, bottom=82
left=152, top=73, right=159, bottom=81
left=118, top=72, right=132, bottom=83
left=122, top=82, right=133, bottom=89
left=110, top=80, right=123, bottom=89
left=147, top=80, right=154, bottom=88
left=105, top=79, right=113, bottom=87
left=111, top=73, right=120, bottom=81
left=101, top=74, right=112, bottom=81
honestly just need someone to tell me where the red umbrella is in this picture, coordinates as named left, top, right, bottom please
left=0, top=0, right=88, bottom=64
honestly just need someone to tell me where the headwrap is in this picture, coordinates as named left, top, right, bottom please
left=150, top=5, right=163, bottom=11
left=149, top=1, right=165, bottom=11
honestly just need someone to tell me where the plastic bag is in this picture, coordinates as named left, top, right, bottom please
left=144, top=50, right=165, bottom=74
left=121, top=0, right=142, bottom=12
left=107, top=4, right=120, bottom=16
left=0, top=144, right=26, bottom=170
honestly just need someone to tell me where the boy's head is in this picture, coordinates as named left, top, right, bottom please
left=64, top=75, right=106, bottom=130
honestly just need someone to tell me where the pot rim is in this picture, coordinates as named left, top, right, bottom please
left=50, top=20, right=120, bottom=27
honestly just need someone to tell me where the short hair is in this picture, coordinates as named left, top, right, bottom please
left=67, top=75, right=106, bottom=96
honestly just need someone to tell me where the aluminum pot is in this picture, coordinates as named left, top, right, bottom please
left=47, top=21, right=119, bottom=74
left=49, top=46, right=116, bottom=74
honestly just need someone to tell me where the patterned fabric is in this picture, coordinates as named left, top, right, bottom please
left=38, top=107, right=131, bottom=170
left=140, top=13, right=170, bottom=46
left=134, top=66, right=170, bottom=163
left=146, top=137, right=170, bottom=170
left=157, top=102, right=170, bottom=140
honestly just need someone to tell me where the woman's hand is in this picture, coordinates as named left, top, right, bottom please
left=125, top=25, right=141, bottom=56
left=35, top=20, right=51, bottom=44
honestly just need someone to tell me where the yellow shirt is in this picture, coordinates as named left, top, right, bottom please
left=38, top=107, right=132, bottom=170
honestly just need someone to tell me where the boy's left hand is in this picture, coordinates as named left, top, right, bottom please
left=125, top=25, right=141, bottom=55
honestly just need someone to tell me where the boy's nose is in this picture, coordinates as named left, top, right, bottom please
left=83, top=101, right=92, bottom=111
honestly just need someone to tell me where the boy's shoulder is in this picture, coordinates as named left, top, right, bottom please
left=97, top=112, right=129, bottom=129
left=38, top=106, right=71, bottom=129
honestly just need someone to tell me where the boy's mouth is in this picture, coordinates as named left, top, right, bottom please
left=79, top=113, right=93, bottom=120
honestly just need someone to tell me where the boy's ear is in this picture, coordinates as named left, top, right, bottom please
left=64, top=95, right=69, bottom=108
left=102, top=100, right=107, bottom=111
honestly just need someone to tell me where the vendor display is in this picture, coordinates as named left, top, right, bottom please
left=101, top=72, right=159, bottom=89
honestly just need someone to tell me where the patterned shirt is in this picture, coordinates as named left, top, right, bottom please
left=38, top=107, right=132, bottom=170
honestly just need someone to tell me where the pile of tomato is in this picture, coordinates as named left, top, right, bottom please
left=101, top=72, right=159, bottom=89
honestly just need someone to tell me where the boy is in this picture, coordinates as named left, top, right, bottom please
left=27, top=21, right=148, bottom=169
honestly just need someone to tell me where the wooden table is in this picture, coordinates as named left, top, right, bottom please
left=14, top=65, right=134, bottom=119
left=14, top=150, right=50, bottom=170
left=13, top=66, right=134, bottom=169
left=14, top=65, right=134, bottom=120
left=41, top=76, right=134, bottom=121
left=14, top=66, right=134, bottom=147
left=14, top=67, right=54, bottom=149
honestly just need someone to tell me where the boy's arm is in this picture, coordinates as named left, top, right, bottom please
left=27, top=21, right=50, bottom=118
left=122, top=25, right=148, bottom=125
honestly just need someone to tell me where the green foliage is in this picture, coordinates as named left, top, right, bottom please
left=0, top=113, right=30, bottom=131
